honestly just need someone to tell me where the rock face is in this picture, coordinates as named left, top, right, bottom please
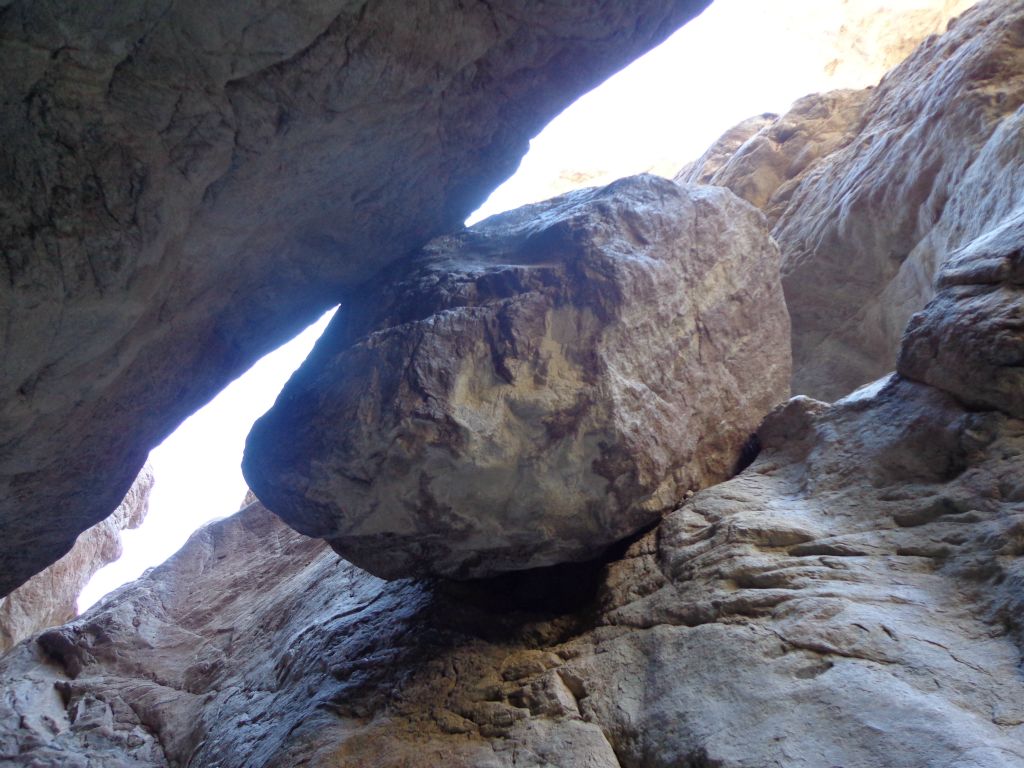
left=681, top=0, right=1024, bottom=400
left=675, top=90, right=869, bottom=223
left=243, top=175, right=791, bottom=579
left=0, top=464, right=152, bottom=654
left=900, top=211, right=1024, bottom=419
left=0, top=0, right=711, bottom=597
left=3, top=349, right=1022, bottom=764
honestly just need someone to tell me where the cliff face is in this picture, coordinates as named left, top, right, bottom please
left=2, top=1, right=1023, bottom=766
left=0, top=464, right=152, bottom=653
left=682, top=0, right=1023, bottom=400
left=0, top=0, right=711, bottom=597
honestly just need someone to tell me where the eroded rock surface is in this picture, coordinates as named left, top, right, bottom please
left=3, top=377, right=1021, bottom=765
left=0, top=0, right=711, bottom=596
left=243, top=175, right=791, bottom=579
left=681, top=0, right=1023, bottom=400
left=676, top=89, right=870, bottom=224
left=0, top=464, right=152, bottom=654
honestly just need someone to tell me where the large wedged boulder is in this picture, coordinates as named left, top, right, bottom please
left=243, top=175, right=791, bottom=579
left=0, top=0, right=712, bottom=596
left=679, top=0, right=1024, bottom=401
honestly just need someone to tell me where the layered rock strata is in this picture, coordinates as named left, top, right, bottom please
left=243, top=175, right=791, bottom=579
left=0, top=464, right=152, bottom=654
left=681, top=0, right=1023, bottom=400
left=0, top=0, right=711, bottom=596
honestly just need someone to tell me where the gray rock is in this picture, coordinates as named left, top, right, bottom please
left=243, top=175, right=791, bottom=579
left=0, top=0, right=711, bottom=596
left=900, top=209, right=1024, bottom=419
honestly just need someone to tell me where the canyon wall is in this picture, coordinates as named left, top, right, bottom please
left=1, top=1, right=1021, bottom=766
left=681, top=0, right=1023, bottom=399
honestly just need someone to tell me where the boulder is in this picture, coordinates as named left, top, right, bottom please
left=0, top=464, right=152, bottom=654
left=243, top=175, right=791, bottom=579
left=0, top=0, right=711, bottom=595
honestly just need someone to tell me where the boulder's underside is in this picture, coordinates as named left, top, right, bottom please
left=0, top=0, right=711, bottom=596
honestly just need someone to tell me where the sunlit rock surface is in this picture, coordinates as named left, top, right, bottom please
left=0, top=0, right=711, bottom=596
left=675, top=89, right=869, bottom=222
left=244, top=175, right=790, bottom=579
left=681, top=0, right=1023, bottom=400
left=0, top=464, right=152, bottom=654
left=511, top=0, right=978, bottom=205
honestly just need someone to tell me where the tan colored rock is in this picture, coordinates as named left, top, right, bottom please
left=776, top=0, right=1024, bottom=400
left=674, top=112, right=779, bottom=186
left=680, top=0, right=1022, bottom=401
left=678, top=89, right=870, bottom=223
left=817, top=0, right=979, bottom=86
left=0, top=464, right=152, bottom=654
left=0, top=0, right=711, bottom=597
left=243, top=175, right=791, bottom=579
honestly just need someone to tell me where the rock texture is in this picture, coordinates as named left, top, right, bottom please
left=680, top=0, right=1023, bottom=400
left=900, top=209, right=1024, bottom=419
left=244, top=175, right=791, bottom=579
left=674, top=90, right=869, bottom=223
left=0, top=464, right=152, bottom=654
left=0, top=0, right=711, bottom=596
left=2, top=368, right=1022, bottom=765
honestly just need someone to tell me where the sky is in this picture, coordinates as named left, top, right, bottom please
left=78, top=0, right=962, bottom=611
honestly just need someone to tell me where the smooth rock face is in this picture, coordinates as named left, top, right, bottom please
left=243, top=175, right=791, bottom=579
left=0, top=0, right=711, bottom=596
left=681, top=0, right=1023, bottom=400
left=3, top=371, right=1022, bottom=766
left=0, top=464, right=152, bottom=654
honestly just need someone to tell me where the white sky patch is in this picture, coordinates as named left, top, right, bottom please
left=78, top=308, right=336, bottom=612
left=78, top=0, right=964, bottom=610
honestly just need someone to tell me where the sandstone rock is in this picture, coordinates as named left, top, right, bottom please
left=3, top=371, right=1022, bottom=766
left=677, top=89, right=870, bottom=223
left=0, top=464, right=152, bottom=654
left=673, top=112, right=779, bottom=186
left=0, top=0, right=711, bottom=596
left=243, top=175, right=791, bottom=579
left=679, top=0, right=1023, bottom=401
